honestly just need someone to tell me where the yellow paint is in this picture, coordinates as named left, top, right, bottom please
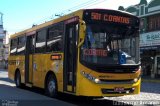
left=75, top=63, right=141, bottom=96
left=76, top=67, right=141, bottom=96
left=29, top=55, right=33, bottom=83
left=8, top=55, right=25, bottom=83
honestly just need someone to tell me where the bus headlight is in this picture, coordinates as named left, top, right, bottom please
left=95, top=78, right=100, bottom=83
left=81, top=71, right=100, bottom=84
left=133, top=78, right=138, bottom=82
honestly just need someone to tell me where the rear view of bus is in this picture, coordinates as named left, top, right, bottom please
left=78, top=9, right=141, bottom=97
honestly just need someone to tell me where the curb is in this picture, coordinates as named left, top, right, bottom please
left=142, top=79, right=160, bottom=83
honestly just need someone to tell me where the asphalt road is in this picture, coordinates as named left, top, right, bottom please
left=0, top=70, right=77, bottom=106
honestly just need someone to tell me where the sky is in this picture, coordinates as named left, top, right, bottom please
left=0, top=0, right=152, bottom=36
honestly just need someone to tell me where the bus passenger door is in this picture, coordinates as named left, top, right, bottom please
left=25, top=34, right=35, bottom=84
left=64, top=22, right=78, bottom=93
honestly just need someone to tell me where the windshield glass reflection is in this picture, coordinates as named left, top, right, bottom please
left=80, top=24, right=139, bottom=65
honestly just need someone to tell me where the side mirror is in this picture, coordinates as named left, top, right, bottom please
left=78, top=19, right=86, bottom=47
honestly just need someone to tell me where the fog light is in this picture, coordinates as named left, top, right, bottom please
left=126, top=91, right=129, bottom=93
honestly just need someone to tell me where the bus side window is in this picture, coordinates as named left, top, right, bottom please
left=47, top=22, right=64, bottom=52
left=17, top=36, right=26, bottom=55
left=10, top=38, right=18, bottom=55
left=35, top=29, right=46, bottom=53
left=30, top=36, right=35, bottom=54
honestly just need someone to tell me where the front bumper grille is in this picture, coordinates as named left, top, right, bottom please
left=99, top=79, right=135, bottom=84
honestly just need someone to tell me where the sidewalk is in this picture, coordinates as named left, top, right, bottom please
left=141, top=76, right=160, bottom=83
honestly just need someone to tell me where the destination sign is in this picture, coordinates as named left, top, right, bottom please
left=83, top=49, right=108, bottom=57
left=91, top=12, right=130, bottom=24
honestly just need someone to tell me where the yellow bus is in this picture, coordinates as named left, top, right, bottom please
left=8, top=9, right=141, bottom=98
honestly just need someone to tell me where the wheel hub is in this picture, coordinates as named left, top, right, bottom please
left=48, top=80, right=55, bottom=93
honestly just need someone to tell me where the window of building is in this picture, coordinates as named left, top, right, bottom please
left=35, top=29, right=47, bottom=53
left=140, top=5, right=145, bottom=16
left=147, top=14, right=160, bottom=32
left=140, top=18, right=145, bottom=31
left=47, top=22, right=64, bottom=52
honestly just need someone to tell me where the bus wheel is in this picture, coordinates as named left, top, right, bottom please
left=15, top=71, right=22, bottom=88
left=46, top=74, right=57, bottom=98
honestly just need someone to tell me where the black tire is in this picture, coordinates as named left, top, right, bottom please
left=45, top=74, right=58, bottom=98
left=15, top=71, right=22, bottom=88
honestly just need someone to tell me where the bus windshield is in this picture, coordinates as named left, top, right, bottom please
left=80, top=24, right=140, bottom=66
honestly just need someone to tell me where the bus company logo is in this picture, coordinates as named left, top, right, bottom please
left=52, top=61, right=60, bottom=73
left=2, top=100, right=18, bottom=106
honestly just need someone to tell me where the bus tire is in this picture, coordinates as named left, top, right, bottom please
left=15, top=71, right=22, bottom=88
left=46, top=74, right=57, bottom=98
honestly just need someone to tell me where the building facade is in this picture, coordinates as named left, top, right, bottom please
left=0, top=12, right=7, bottom=69
left=119, top=0, right=160, bottom=78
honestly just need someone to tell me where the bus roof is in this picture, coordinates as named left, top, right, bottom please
left=83, top=8, right=138, bottom=17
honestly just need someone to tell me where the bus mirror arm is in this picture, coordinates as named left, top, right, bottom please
left=78, top=19, right=86, bottom=47
left=79, top=19, right=86, bottom=31
left=78, top=39, right=84, bottom=47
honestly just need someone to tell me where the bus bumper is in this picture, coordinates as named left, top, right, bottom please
left=77, top=78, right=141, bottom=97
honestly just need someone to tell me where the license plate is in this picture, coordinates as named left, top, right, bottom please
left=114, top=87, right=124, bottom=92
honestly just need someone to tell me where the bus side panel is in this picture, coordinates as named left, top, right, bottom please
left=32, top=53, right=64, bottom=92
left=44, top=53, right=64, bottom=92
left=18, top=55, right=25, bottom=83
left=29, top=55, right=33, bottom=83
left=32, top=54, right=44, bottom=88
left=8, top=56, right=16, bottom=81
left=8, top=55, right=25, bottom=83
